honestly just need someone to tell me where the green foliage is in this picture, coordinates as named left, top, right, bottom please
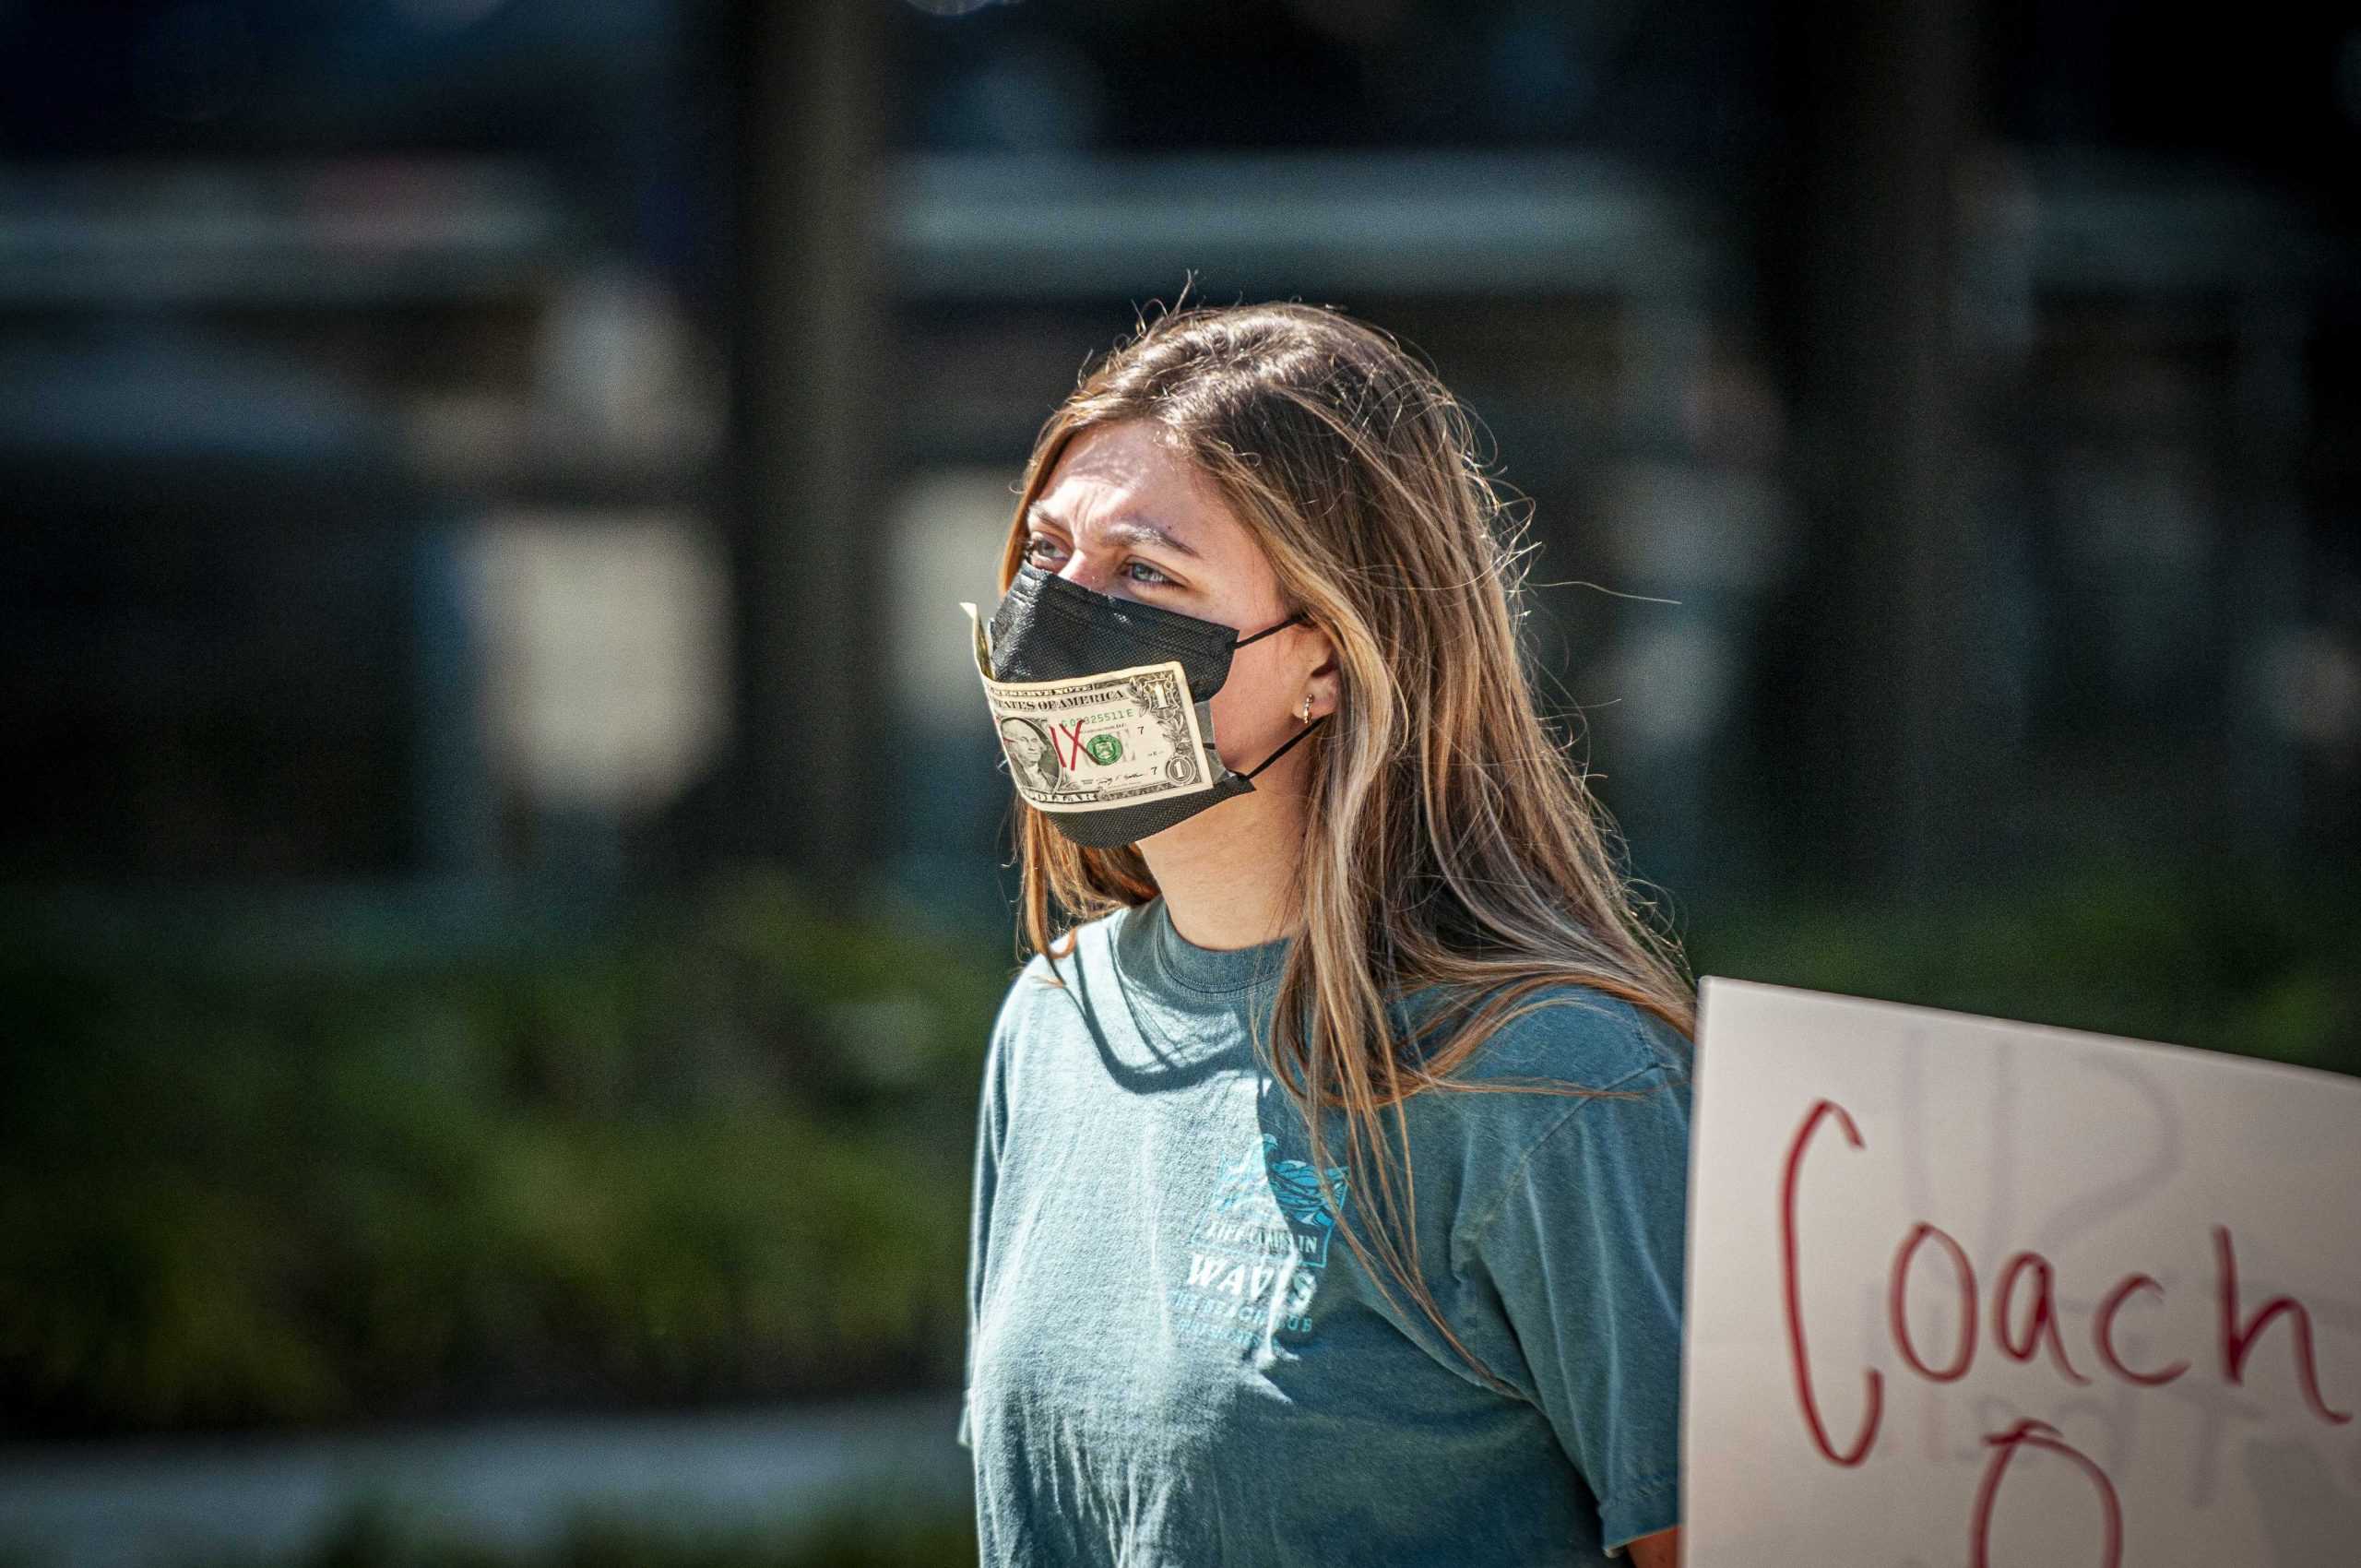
left=1689, top=861, right=2359, bottom=1075
left=0, top=869, right=1010, bottom=1437
left=7, top=856, right=2343, bottom=1439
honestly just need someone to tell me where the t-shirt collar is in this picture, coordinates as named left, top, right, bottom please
left=1124, top=894, right=1293, bottom=998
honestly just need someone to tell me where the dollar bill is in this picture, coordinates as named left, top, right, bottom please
left=960, top=601, right=1219, bottom=814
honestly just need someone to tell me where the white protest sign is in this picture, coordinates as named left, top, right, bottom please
left=1684, top=978, right=2361, bottom=1567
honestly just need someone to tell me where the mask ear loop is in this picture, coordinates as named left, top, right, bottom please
left=1241, top=713, right=1330, bottom=779
left=1231, top=612, right=1308, bottom=649
left=1229, top=610, right=1324, bottom=778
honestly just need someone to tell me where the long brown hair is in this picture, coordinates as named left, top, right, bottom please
left=995, top=295, right=1694, bottom=1393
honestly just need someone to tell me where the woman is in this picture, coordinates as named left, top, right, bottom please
left=958, top=300, right=1693, bottom=1568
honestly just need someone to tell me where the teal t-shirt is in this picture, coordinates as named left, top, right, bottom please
left=958, top=896, right=1691, bottom=1567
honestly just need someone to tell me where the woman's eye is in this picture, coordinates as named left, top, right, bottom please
left=1023, top=534, right=1170, bottom=588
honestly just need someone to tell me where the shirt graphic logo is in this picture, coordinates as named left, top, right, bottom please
left=1170, top=1134, right=1350, bottom=1353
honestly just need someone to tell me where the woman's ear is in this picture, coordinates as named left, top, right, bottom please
left=1304, top=636, right=1341, bottom=722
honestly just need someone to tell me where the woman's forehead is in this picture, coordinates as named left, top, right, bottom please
left=1036, top=422, right=1279, bottom=605
left=1039, top=424, right=1245, bottom=551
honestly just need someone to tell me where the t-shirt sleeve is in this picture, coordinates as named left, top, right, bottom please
left=1464, top=1055, right=1691, bottom=1556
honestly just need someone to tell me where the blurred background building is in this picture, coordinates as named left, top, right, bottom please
left=1, top=1, right=2355, bottom=1563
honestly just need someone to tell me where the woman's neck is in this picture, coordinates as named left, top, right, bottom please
left=1136, top=774, right=1309, bottom=951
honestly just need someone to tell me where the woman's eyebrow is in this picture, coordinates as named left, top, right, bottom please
left=1026, top=504, right=1201, bottom=561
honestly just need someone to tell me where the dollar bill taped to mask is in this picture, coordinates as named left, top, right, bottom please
left=961, top=600, right=1225, bottom=814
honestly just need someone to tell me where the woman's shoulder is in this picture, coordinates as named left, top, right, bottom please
left=990, top=945, right=1070, bottom=1041
left=1399, top=976, right=1692, bottom=1095
left=986, top=904, right=1134, bottom=1041
left=1371, top=979, right=1694, bottom=1276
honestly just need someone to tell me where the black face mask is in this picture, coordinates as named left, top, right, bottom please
left=959, top=562, right=1331, bottom=848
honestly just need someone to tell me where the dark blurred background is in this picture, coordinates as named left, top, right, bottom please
left=1, top=0, right=2354, bottom=1562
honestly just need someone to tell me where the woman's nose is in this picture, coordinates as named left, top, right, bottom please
left=1057, top=553, right=1120, bottom=598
